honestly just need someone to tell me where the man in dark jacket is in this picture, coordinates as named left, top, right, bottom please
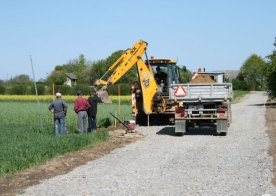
left=48, top=92, right=68, bottom=136
left=87, top=90, right=100, bottom=133
left=154, top=66, right=167, bottom=85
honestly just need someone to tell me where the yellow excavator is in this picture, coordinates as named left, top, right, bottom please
left=94, top=40, right=182, bottom=125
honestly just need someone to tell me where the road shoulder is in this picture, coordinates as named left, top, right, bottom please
left=267, top=106, right=276, bottom=185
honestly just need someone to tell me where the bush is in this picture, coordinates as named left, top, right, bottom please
left=98, top=117, right=112, bottom=128
left=73, top=84, right=93, bottom=95
left=29, top=84, right=46, bottom=95
left=232, top=78, right=250, bottom=90
left=267, top=71, right=276, bottom=97
left=107, top=83, right=131, bottom=95
left=54, top=85, right=73, bottom=95
left=8, top=84, right=28, bottom=95
left=0, top=85, right=5, bottom=94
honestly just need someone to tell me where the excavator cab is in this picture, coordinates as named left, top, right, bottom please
left=147, top=58, right=181, bottom=94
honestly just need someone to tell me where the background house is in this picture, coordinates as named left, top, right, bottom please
left=64, top=73, right=77, bottom=87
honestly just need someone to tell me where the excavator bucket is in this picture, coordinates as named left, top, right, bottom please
left=96, top=86, right=112, bottom=103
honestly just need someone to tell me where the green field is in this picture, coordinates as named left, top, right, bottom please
left=0, top=101, right=132, bottom=177
left=0, top=90, right=247, bottom=177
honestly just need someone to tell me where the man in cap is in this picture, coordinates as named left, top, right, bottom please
left=74, top=90, right=91, bottom=133
left=48, top=92, right=68, bottom=136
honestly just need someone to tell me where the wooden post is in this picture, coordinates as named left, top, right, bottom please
left=52, top=83, right=55, bottom=100
left=118, top=83, right=121, bottom=116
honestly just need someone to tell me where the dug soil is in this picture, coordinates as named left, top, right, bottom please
left=266, top=105, right=276, bottom=185
left=0, top=125, right=143, bottom=196
left=189, top=74, right=215, bottom=83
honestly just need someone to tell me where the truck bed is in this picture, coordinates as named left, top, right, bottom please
left=169, top=83, right=233, bottom=102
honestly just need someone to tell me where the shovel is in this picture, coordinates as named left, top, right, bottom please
left=109, top=113, right=132, bottom=133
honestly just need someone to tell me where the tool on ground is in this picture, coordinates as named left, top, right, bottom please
left=109, top=113, right=135, bottom=133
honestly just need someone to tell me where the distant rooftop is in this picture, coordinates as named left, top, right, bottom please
left=219, top=70, right=240, bottom=79
left=65, top=73, right=77, bottom=80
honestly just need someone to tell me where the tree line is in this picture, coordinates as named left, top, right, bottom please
left=0, top=50, right=191, bottom=96
left=1, top=37, right=276, bottom=97
left=231, top=36, right=276, bottom=97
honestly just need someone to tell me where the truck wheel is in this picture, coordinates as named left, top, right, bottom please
left=176, top=132, right=184, bottom=136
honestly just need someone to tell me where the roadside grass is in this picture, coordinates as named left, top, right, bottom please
left=0, top=101, right=131, bottom=177
left=233, top=90, right=250, bottom=100
left=0, top=125, right=108, bottom=176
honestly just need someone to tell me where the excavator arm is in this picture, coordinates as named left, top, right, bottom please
left=95, top=40, right=158, bottom=114
left=95, top=40, right=148, bottom=86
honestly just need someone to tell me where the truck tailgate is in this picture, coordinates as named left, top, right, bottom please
left=169, top=83, right=233, bottom=102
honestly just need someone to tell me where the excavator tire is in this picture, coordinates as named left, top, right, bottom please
left=136, top=111, right=147, bottom=126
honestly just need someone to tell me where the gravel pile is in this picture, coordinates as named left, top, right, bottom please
left=22, top=92, right=276, bottom=195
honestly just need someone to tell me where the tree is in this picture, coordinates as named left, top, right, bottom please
left=266, top=37, right=276, bottom=97
left=7, top=74, right=32, bottom=84
left=46, top=70, right=66, bottom=85
left=91, top=50, right=136, bottom=83
left=9, top=84, right=27, bottom=95
left=0, top=85, right=5, bottom=94
left=179, top=66, right=192, bottom=83
left=240, top=54, right=266, bottom=90
left=106, top=51, right=137, bottom=84
left=46, top=54, right=90, bottom=85
left=90, top=59, right=106, bottom=84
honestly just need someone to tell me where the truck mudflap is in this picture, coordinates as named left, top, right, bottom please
left=175, top=120, right=186, bottom=136
left=217, top=120, right=228, bottom=136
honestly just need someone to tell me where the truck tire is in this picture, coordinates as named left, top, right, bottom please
left=136, top=112, right=147, bottom=126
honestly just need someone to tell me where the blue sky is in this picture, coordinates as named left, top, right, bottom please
left=1, top=0, right=276, bottom=80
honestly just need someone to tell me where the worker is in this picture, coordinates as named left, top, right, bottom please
left=74, top=90, right=91, bottom=133
left=48, top=92, right=68, bottom=136
left=154, top=66, right=167, bottom=85
left=87, top=90, right=100, bottom=133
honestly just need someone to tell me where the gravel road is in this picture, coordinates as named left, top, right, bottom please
left=22, top=92, right=276, bottom=195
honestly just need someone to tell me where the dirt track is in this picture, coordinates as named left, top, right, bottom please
left=1, top=92, right=276, bottom=195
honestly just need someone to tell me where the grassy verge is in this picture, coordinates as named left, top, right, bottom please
left=0, top=126, right=108, bottom=177
left=233, top=90, right=250, bottom=100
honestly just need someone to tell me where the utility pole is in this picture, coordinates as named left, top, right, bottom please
left=30, top=55, right=44, bottom=130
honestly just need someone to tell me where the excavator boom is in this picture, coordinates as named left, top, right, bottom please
left=95, top=40, right=158, bottom=114
left=95, top=40, right=148, bottom=86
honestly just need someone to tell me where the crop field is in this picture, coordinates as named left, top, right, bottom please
left=0, top=91, right=247, bottom=178
left=0, top=95, right=131, bottom=104
left=0, top=98, right=132, bottom=177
